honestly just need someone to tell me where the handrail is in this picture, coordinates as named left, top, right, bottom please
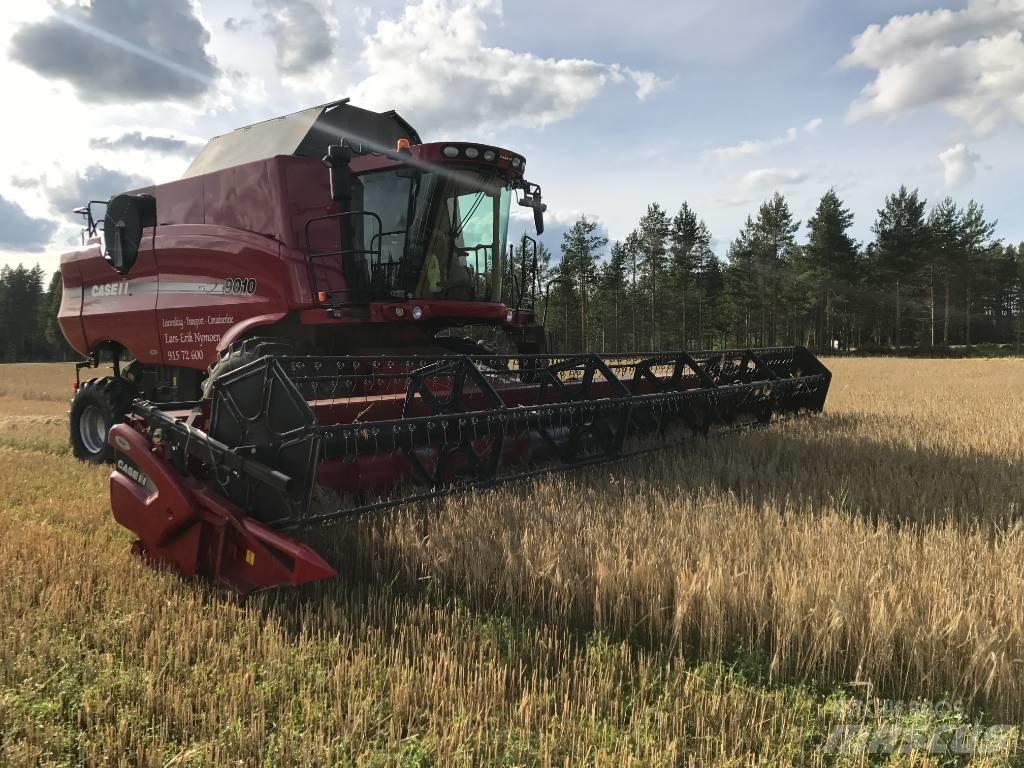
left=303, top=209, right=384, bottom=306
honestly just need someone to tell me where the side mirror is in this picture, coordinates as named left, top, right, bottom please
left=103, top=194, right=155, bottom=274
left=518, top=182, right=546, bottom=236
left=322, top=144, right=354, bottom=204
left=533, top=203, right=546, bottom=236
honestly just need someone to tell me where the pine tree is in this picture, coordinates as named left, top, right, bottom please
left=637, top=204, right=670, bottom=351
left=724, top=217, right=758, bottom=346
left=44, top=271, right=74, bottom=360
left=622, top=230, right=642, bottom=350
left=805, top=189, right=859, bottom=350
left=958, top=200, right=997, bottom=346
left=555, top=216, right=606, bottom=351
left=0, top=265, right=46, bottom=361
left=751, top=193, right=800, bottom=345
left=928, top=198, right=961, bottom=346
left=595, top=241, right=628, bottom=350
left=1016, top=242, right=1024, bottom=353
left=0, top=270, right=7, bottom=361
left=668, top=202, right=712, bottom=348
left=870, top=186, right=929, bottom=348
left=987, top=243, right=1020, bottom=344
left=509, top=234, right=551, bottom=312
left=697, top=252, right=727, bottom=348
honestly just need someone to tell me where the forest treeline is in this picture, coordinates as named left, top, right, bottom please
left=516, top=186, right=1024, bottom=354
left=3, top=184, right=1023, bottom=362
left=0, top=266, right=70, bottom=362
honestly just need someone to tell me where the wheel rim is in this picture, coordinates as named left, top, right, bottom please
left=79, top=404, right=109, bottom=455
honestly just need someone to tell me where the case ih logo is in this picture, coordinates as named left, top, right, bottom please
left=91, top=281, right=129, bottom=297
left=115, top=458, right=150, bottom=489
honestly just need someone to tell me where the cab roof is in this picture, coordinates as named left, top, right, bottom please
left=182, top=99, right=421, bottom=179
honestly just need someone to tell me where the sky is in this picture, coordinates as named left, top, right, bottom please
left=1, top=0, right=1022, bottom=273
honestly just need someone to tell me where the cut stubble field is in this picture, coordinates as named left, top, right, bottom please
left=0, top=358, right=1022, bottom=766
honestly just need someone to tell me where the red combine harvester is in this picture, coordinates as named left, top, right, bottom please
left=58, top=99, right=831, bottom=593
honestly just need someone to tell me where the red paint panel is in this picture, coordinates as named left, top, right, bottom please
left=279, top=155, right=334, bottom=250
left=108, top=424, right=202, bottom=565
left=203, top=161, right=285, bottom=240
left=153, top=177, right=204, bottom=225
left=154, top=225, right=292, bottom=370
left=277, top=156, right=341, bottom=301
left=109, top=424, right=334, bottom=593
left=78, top=230, right=163, bottom=363
left=57, top=250, right=87, bottom=356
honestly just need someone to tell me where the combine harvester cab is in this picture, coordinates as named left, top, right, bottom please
left=112, top=347, right=830, bottom=594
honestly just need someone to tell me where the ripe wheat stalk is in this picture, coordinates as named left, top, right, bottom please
left=0, top=357, right=1021, bottom=766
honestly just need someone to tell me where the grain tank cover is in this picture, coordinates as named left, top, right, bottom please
left=182, top=99, right=421, bottom=178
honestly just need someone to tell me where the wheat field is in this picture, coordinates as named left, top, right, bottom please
left=0, top=358, right=1022, bottom=766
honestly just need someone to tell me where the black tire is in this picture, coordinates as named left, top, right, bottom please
left=202, top=337, right=296, bottom=398
left=69, top=376, right=136, bottom=463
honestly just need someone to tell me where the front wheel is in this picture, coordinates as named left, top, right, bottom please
left=69, top=377, right=136, bottom=463
left=202, top=337, right=298, bottom=398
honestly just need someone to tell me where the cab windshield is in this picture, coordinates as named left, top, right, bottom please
left=357, top=167, right=511, bottom=302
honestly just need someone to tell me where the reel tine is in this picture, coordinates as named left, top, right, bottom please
left=167, top=346, right=830, bottom=530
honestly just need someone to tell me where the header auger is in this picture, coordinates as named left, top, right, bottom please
left=57, top=100, right=831, bottom=593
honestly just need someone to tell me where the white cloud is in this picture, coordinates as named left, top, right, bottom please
left=0, top=194, right=57, bottom=252
left=709, top=119, right=821, bottom=161
left=511, top=206, right=596, bottom=225
left=509, top=206, right=606, bottom=253
left=840, top=0, right=1024, bottom=133
left=738, top=168, right=808, bottom=191
left=939, top=143, right=982, bottom=188
left=629, top=70, right=663, bottom=101
left=349, top=0, right=664, bottom=133
left=89, top=131, right=204, bottom=158
left=256, top=0, right=334, bottom=76
left=712, top=194, right=757, bottom=209
left=9, top=0, right=220, bottom=103
left=48, top=166, right=153, bottom=223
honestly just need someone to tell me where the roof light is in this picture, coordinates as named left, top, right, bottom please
left=394, top=306, right=406, bottom=318
left=411, top=305, right=423, bottom=320
left=506, top=310, right=514, bottom=323
left=442, top=146, right=459, bottom=158
left=396, top=138, right=411, bottom=151
left=510, top=157, right=521, bottom=168
left=483, top=149, right=496, bottom=161
left=464, top=146, right=480, bottom=159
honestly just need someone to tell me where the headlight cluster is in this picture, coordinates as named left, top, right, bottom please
left=440, top=145, right=524, bottom=170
